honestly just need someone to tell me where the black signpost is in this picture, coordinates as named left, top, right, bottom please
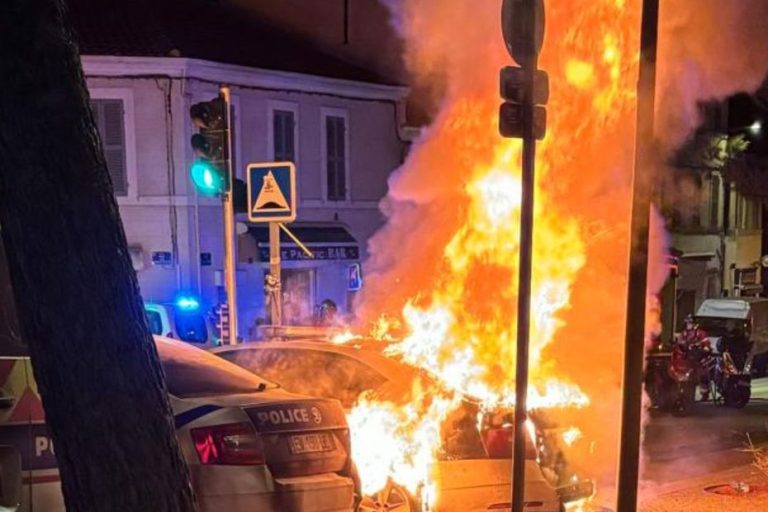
left=617, top=1, right=659, bottom=511
left=499, top=2, right=546, bottom=512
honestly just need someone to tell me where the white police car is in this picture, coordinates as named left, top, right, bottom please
left=0, top=336, right=356, bottom=511
left=145, top=296, right=220, bottom=347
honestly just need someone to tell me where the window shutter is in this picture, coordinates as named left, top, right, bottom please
left=273, top=110, right=295, bottom=163
left=336, top=118, right=346, bottom=199
left=326, top=116, right=337, bottom=200
left=91, top=99, right=127, bottom=196
left=285, top=112, right=295, bottom=160
left=273, top=112, right=283, bottom=160
left=325, top=116, right=346, bottom=201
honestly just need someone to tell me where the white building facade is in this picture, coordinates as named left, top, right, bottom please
left=83, top=56, right=408, bottom=338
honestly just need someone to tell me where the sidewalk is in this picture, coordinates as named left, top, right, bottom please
left=640, top=464, right=768, bottom=512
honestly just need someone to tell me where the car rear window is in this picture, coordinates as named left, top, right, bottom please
left=156, top=337, right=275, bottom=398
left=174, top=312, right=208, bottom=344
left=216, top=347, right=387, bottom=407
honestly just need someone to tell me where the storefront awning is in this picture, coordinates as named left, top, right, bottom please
left=242, top=224, right=360, bottom=262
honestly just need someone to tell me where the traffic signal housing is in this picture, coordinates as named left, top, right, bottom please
left=189, top=95, right=229, bottom=196
left=499, top=66, right=549, bottom=140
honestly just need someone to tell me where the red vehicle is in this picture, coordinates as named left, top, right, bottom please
left=646, top=316, right=713, bottom=416
left=667, top=319, right=713, bottom=415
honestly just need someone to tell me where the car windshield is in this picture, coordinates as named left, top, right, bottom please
left=696, top=316, right=748, bottom=338
left=156, top=337, right=276, bottom=398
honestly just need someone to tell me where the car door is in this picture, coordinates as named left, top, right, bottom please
left=0, top=357, right=28, bottom=511
left=0, top=357, right=62, bottom=512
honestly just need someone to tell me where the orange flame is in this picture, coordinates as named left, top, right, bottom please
left=349, top=0, right=644, bottom=505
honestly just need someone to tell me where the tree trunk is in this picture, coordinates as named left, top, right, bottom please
left=0, top=1, right=197, bottom=511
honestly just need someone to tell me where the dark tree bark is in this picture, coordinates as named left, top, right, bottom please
left=0, top=1, right=197, bottom=511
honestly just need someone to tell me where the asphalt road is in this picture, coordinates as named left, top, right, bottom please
left=641, top=377, right=768, bottom=484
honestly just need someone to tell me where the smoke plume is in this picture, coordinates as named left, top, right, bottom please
left=656, top=1, right=768, bottom=149
left=357, top=0, right=768, bottom=504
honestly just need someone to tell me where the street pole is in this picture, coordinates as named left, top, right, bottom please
left=616, top=1, right=659, bottom=511
left=220, top=85, right=239, bottom=345
left=511, top=1, right=538, bottom=511
left=269, top=221, right=282, bottom=327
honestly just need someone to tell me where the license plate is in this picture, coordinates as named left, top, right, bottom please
left=289, top=433, right=335, bottom=454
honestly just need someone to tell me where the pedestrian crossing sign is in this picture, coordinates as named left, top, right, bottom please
left=347, top=263, right=363, bottom=291
left=247, top=162, right=297, bottom=223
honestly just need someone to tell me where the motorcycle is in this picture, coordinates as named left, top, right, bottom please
left=644, top=339, right=711, bottom=416
left=711, top=335, right=753, bottom=408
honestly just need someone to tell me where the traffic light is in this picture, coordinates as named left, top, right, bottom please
left=499, top=0, right=548, bottom=140
left=189, top=95, right=229, bottom=196
left=499, top=66, right=549, bottom=140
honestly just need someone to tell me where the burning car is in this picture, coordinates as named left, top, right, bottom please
left=212, top=339, right=592, bottom=511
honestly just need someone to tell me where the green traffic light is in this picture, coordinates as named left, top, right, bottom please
left=191, top=158, right=224, bottom=196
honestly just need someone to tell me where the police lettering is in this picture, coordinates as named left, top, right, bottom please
left=35, top=436, right=55, bottom=457
left=256, top=408, right=312, bottom=426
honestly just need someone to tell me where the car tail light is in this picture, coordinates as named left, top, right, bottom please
left=190, top=423, right=265, bottom=465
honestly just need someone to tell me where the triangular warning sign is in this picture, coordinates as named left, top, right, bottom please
left=253, top=171, right=290, bottom=213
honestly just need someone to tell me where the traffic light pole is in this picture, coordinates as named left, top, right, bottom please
left=616, top=1, right=659, bottom=510
left=220, top=86, right=239, bottom=345
left=511, top=2, right=538, bottom=511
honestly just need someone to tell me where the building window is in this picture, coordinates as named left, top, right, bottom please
left=737, top=196, right=761, bottom=231
left=707, top=173, right=721, bottom=229
left=325, top=114, right=347, bottom=201
left=273, top=110, right=295, bottom=162
left=90, top=99, right=127, bottom=196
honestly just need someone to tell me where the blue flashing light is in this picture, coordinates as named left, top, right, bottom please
left=176, top=296, right=200, bottom=311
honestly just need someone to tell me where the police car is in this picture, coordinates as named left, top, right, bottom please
left=144, top=296, right=220, bottom=347
left=213, top=340, right=592, bottom=512
left=0, top=336, right=356, bottom=511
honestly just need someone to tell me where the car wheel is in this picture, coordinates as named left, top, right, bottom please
left=357, top=481, right=419, bottom=512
